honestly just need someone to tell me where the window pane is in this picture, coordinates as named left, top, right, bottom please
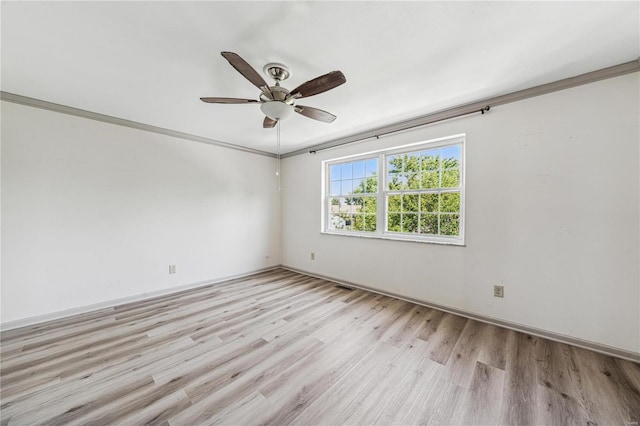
left=420, top=214, right=438, bottom=235
left=341, top=163, right=353, bottom=180
left=344, top=197, right=361, bottom=214
left=329, top=197, right=340, bottom=213
left=366, top=159, right=378, bottom=177
left=405, top=173, right=420, bottom=190
left=346, top=195, right=364, bottom=212
left=364, top=196, right=377, bottom=213
left=338, top=197, right=350, bottom=214
left=353, top=161, right=366, bottom=179
left=420, top=193, right=438, bottom=213
left=329, top=198, right=346, bottom=230
left=421, top=171, right=439, bottom=189
left=388, top=195, right=402, bottom=212
left=442, top=169, right=460, bottom=187
left=353, top=214, right=366, bottom=231
left=388, top=213, right=401, bottom=232
left=341, top=180, right=353, bottom=195
left=352, top=178, right=364, bottom=194
left=388, top=155, right=402, bottom=173
left=404, top=153, right=421, bottom=173
left=440, top=214, right=460, bottom=236
left=344, top=214, right=355, bottom=231
left=330, top=164, right=341, bottom=181
left=440, top=192, right=460, bottom=213
left=353, top=212, right=377, bottom=233
left=442, top=146, right=461, bottom=168
left=403, top=194, right=419, bottom=213
left=388, top=173, right=402, bottom=190
left=330, top=214, right=346, bottom=230
left=364, top=214, right=377, bottom=232
left=330, top=181, right=340, bottom=196
left=365, top=176, right=378, bottom=193
left=422, top=150, right=440, bottom=171
left=402, top=213, right=419, bottom=233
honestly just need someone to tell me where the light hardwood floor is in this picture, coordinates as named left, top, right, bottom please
left=1, top=269, right=639, bottom=425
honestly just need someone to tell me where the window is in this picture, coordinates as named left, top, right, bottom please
left=327, top=158, right=378, bottom=232
left=323, top=134, right=464, bottom=245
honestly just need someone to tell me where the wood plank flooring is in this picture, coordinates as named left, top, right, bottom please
left=1, top=268, right=639, bottom=425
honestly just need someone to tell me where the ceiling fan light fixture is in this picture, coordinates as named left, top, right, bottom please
left=261, top=101, right=294, bottom=121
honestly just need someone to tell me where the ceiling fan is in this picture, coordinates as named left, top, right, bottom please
left=200, top=52, right=346, bottom=128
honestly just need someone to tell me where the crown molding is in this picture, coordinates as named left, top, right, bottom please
left=0, top=91, right=276, bottom=158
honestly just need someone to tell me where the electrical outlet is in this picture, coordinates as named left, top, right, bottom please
left=493, top=285, right=504, bottom=298
left=310, top=252, right=315, bottom=260
left=169, top=264, right=176, bottom=274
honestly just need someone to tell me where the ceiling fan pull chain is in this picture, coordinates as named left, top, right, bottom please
left=276, top=120, right=281, bottom=191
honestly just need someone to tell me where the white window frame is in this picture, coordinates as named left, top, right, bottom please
left=322, top=134, right=465, bottom=245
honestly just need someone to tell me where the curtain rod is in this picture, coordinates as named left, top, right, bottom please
left=309, top=105, right=490, bottom=154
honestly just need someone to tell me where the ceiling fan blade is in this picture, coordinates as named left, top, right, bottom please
left=295, top=105, right=337, bottom=123
left=200, top=97, right=259, bottom=104
left=289, top=71, right=346, bottom=99
left=263, top=116, right=278, bottom=128
left=221, top=51, right=270, bottom=92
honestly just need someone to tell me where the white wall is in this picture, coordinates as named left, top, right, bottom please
left=281, top=73, right=640, bottom=354
left=1, top=101, right=281, bottom=324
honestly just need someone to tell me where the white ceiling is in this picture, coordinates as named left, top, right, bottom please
left=2, top=1, right=638, bottom=155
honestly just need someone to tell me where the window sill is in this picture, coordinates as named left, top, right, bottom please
left=320, top=230, right=466, bottom=246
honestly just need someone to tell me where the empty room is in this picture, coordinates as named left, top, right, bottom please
left=1, top=1, right=639, bottom=425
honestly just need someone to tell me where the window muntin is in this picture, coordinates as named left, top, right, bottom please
left=324, top=135, right=464, bottom=244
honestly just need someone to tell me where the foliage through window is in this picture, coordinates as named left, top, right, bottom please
left=324, top=135, right=464, bottom=244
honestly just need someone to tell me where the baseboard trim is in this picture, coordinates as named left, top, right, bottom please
left=0, top=266, right=280, bottom=332
left=3, top=264, right=638, bottom=363
left=281, top=265, right=640, bottom=364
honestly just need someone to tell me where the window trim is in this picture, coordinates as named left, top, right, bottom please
left=321, top=134, right=465, bottom=245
